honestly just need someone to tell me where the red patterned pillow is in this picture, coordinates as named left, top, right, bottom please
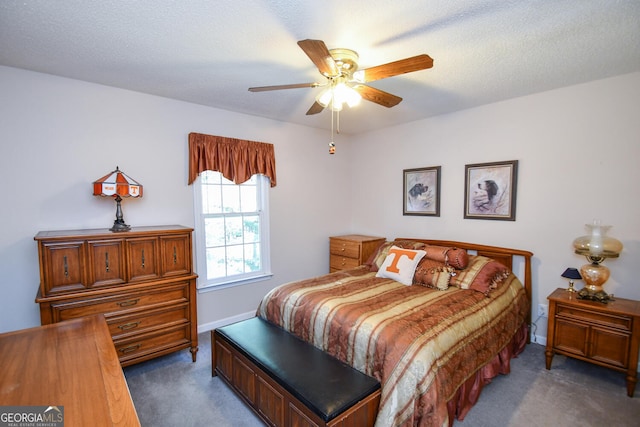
left=450, top=255, right=510, bottom=296
left=413, top=257, right=454, bottom=290
left=422, top=245, right=469, bottom=269
left=366, top=240, right=426, bottom=272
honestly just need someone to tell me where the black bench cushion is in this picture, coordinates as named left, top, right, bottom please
left=216, top=317, right=380, bottom=422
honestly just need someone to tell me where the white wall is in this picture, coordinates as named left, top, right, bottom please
left=0, top=66, right=353, bottom=333
left=349, top=72, right=640, bottom=340
left=2, top=66, right=638, bottom=341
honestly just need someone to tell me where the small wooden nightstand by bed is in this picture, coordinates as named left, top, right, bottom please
left=545, top=288, right=640, bottom=397
left=329, top=235, right=385, bottom=273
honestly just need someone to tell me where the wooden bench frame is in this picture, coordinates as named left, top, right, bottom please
left=212, top=318, right=380, bottom=427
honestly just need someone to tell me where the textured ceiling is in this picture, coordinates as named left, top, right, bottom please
left=1, top=0, right=639, bottom=134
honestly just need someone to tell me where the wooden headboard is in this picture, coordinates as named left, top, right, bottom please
left=397, top=238, right=534, bottom=331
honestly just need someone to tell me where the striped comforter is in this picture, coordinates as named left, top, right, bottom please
left=257, top=266, right=528, bottom=427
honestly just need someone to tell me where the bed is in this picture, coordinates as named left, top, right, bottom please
left=257, top=238, right=532, bottom=427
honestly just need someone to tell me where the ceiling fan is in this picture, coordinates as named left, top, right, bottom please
left=248, top=39, right=434, bottom=115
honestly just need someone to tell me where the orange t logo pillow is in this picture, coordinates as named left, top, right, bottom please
left=376, top=246, right=427, bottom=285
left=384, top=248, right=420, bottom=273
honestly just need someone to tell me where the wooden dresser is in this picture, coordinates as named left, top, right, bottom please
left=35, top=225, right=198, bottom=367
left=329, top=235, right=385, bottom=272
left=0, top=315, right=140, bottom=427
left=545, top=288, right=640, bottom=396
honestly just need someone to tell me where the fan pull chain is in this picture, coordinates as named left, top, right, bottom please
left=329, top=102, right=336, bottom=154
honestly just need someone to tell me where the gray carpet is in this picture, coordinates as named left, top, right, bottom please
left=124, top=333, right=640, bottom=426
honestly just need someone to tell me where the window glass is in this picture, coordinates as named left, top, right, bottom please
left=194, top=171, right=271, bottom=289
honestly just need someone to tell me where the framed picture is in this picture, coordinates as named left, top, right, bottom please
left=464, top=160, right=518, bottom=221
left=403, top=166, right=441, bottom=216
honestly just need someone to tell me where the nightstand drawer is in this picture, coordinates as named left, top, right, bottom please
left=554, top=319, right=589, bottom=356
left=330, top=240, right=361, bottom=259
left=330, top=255, right=361, bottom=271
left=556, top=304, right=632, bottom=331
left=590, top=326, right=630, bottom=368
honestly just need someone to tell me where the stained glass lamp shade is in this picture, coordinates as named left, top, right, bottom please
left=93, top=166, right=143, bottom=232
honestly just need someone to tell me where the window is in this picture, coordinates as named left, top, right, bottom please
left=193, top=171, right=271, bottom=290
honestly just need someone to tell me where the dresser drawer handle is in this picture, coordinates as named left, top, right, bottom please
left=117, top=299, right=139, bottom=307
left=118, top=344, right=141, bottom=354
left=117, top=322, right=140, bottom=331
left=63, top=255, right=69, bottom=277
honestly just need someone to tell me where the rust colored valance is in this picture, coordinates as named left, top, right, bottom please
left=188, top=133, right=277, bottom=187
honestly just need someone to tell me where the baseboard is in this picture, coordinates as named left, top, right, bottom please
left=197, top=310, right=256, bottom=334
left=531, top=333, right=547, bottom=346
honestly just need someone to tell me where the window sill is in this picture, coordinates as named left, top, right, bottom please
left=197, top=272, right=274, bottom=294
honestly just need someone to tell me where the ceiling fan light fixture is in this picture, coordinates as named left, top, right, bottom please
left=316, top=87, right=333, bottom=108
left=249, top=39, right=433, bottom=154
left=249, top=39, right=433, bottom=115
left=334, top=83, right=361, bottom=108
left=330, top=99, right=344, bottom=111
left=316, top=82, right=361, bottom=111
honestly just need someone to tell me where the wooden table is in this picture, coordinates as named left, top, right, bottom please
left=545, top=288, right=640, bottom=397
left=0, top=315, right=140, bottom=426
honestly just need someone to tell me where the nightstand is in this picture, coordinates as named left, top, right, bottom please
left=545, top=288, right=640, bottom=397
left=329, top=235, right=385, bottom=273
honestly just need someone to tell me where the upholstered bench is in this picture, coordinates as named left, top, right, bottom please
left=212, top=317, right=381, bottom=427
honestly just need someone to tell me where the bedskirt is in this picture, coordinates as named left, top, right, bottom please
left=446, top=321, right=528, bottom=425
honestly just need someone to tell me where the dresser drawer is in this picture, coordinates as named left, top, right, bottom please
left=330, top=240, right=361, bottom=259
left=107, top=303, right=189, bottom=339
left=87, top=238, right=126, bottom=288
left=160, top=233, right=192, bottom=277
left=556, top=304, right=632, bottom=331
left=126, top=236, right=160, bottom=282
left=114, top=323, right=191, bottom=365
left=38, top=240, right=87, bottom=295
left=49, top=281, right=190, bottom=322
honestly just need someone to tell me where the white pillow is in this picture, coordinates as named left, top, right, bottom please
left=375, top=245, right=427, bottom=285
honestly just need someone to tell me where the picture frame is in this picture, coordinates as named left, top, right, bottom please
left=403, top=166, right=441, bottom=216
left=464, top=160, right=518, bottom=221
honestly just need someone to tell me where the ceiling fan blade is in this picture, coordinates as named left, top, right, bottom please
left=297, top=39, right=339, bottom=77
left=306, top=101, right=325, bottom=115
left=355, top=54, right=433, bottom=83
left=249, top=82, right=319, bottom=92
left=353, top=85, right=402, bottom=108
